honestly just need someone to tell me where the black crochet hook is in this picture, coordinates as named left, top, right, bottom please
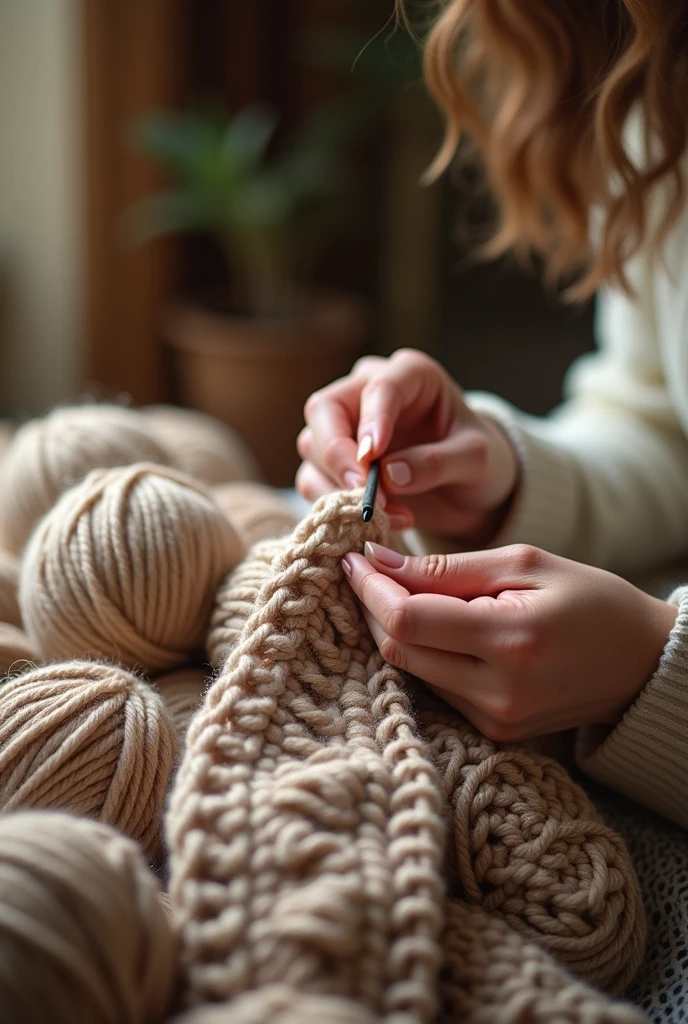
left=361, top=460, right=380, bottom=522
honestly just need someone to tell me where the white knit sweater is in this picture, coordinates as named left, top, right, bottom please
left=414, top=151, right=688, bottom=831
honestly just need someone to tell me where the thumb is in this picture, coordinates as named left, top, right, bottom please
left=363, top=542, right=545, bottom=598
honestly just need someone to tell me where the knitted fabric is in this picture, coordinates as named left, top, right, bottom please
left=167, top=492, right=647, bottom=1023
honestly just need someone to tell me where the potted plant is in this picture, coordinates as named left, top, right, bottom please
left=129, top=102, right=367, bottom=486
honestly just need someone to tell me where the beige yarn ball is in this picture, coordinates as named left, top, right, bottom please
left=0, top=811, right=176, bottom=1024
left=145, top=405, right=261, bottom=486
left=0, top=404, right=171, bottom=553
left=0, top=623, right=36, bottom=677
left=20, top=463, right=246, bottom=672
left=0, top=549, right=21, bottom=627
left=0, top=661, right=179, bottom=859
left=155, top=667, right=208, bottom=738
left=212, top=482, right=301, bottom=547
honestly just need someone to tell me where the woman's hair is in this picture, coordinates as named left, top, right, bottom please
left=400, top=1, right=688, bottom=297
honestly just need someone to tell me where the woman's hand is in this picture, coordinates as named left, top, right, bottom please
left=341, top=542, right=678, bottom=741
left=297, top=348, right=519, bottom=537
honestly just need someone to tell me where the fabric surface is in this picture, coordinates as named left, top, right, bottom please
left=587, top=782, right=688, bottom=1024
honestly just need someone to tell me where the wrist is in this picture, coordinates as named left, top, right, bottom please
left=605, top=592, right=678, bottom=725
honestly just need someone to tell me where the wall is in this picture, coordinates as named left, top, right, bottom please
left=0, top=0, right=83, bottom=417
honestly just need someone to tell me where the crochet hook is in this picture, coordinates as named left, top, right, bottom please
left=361, top=460, right=380, bottom=522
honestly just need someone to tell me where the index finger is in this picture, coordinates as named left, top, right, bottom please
left=342, top=552, right=491, bottom=658
left=356, top=351, right=454, bottom=463
left=304, top=381, right=363, bottom=486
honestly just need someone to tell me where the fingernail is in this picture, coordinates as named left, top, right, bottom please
left=385, top=461, right=412, bottom=487
left=341, top=555, right=353, bottom=577
left=364, top=542, right=405, bottom=568
left=344, top=471, right=363, bottom=490
left=357, top=435, right=373, bottom=463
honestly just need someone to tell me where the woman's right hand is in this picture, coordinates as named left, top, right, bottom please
left=296, top=348, right=520, bottom=538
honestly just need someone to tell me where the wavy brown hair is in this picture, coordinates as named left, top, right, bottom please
left=399, top=1, right=688, bottom=297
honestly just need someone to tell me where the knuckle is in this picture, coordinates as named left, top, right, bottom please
left=392, top=348, right=436, bottom=373
left=509, top=544, right=542, bottom=574
left=379, top=634, right=407, bottom=671
left=303, top=391, right=325, bottom=421
left=296, top=428, right=311, bottom=460
left=497, top=628, right=541, bottom=671
left=385, top=601, right=414, bottom=644
left=423, top=447, right=444, bottom=482
left=463, top=429, right=489, bottom=465
left=418, top=553, right=452, bottom=584
left=295, top=464, right=318, bottom=501
left=352, top=355, right=384, bottom=377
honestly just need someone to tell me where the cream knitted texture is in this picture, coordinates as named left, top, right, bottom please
left=168, top=493, right=648, bottom=1023
left=168, top=495, right=446, bottom=1022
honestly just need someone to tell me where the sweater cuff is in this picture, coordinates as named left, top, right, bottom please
left=467, top=393, right=580, bottom=555
left=576, top=585, right=688, bottom=828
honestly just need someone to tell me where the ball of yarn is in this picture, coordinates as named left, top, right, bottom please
left=170, top=988, right=376, bottom=1024
left=212, top=482, right=300, bottom=547
left=145, top=405, right=261, bottom=486
left=0, top=403, right=171, bottom=553
left=0, top=623, right=36, bottom=677
left=0, top=810, right=176, bottom=1024
left=0, top=661, right=179, bottom=859
left=155, top=667, right=208, bottom=738
left=423, top=713, right=646, bottom=995
left=20, top=463, right=246, bottom=672
left=0, top=549, right=21, bottom=627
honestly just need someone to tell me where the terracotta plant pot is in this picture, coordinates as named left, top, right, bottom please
left=164, top=293, right=367, bottom=486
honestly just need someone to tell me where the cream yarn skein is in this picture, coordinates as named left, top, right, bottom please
left=0, top=550, right=21, bottom=627
left=0, top=404, right=171, bottom=553
left=0, top=623, right=36, bottom=678
left=0, top=661, right=179, bottom=859
left=20, top=463, right=245, bottom=672
left=0, top=811, right=176, bottom=1024
left=145, top=405, right=261, bottom=486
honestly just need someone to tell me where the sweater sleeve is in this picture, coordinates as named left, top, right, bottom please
left=575, top=586, right=688, bottom=828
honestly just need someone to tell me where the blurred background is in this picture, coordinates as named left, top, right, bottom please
left=0, top=0, right=594, bottom=485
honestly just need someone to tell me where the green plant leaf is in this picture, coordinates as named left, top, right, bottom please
left=222, top=104, right=278, bottom=169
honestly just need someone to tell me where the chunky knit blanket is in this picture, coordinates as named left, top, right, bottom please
left=167, top=493, right=649, bottom=1023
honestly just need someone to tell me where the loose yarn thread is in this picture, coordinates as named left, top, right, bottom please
left=0, top=549, right=21, bottom=628
left=0, top=623, right=36, bottom=678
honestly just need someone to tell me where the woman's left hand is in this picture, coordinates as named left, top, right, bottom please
left=341, top=542, right=678, bottom=741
